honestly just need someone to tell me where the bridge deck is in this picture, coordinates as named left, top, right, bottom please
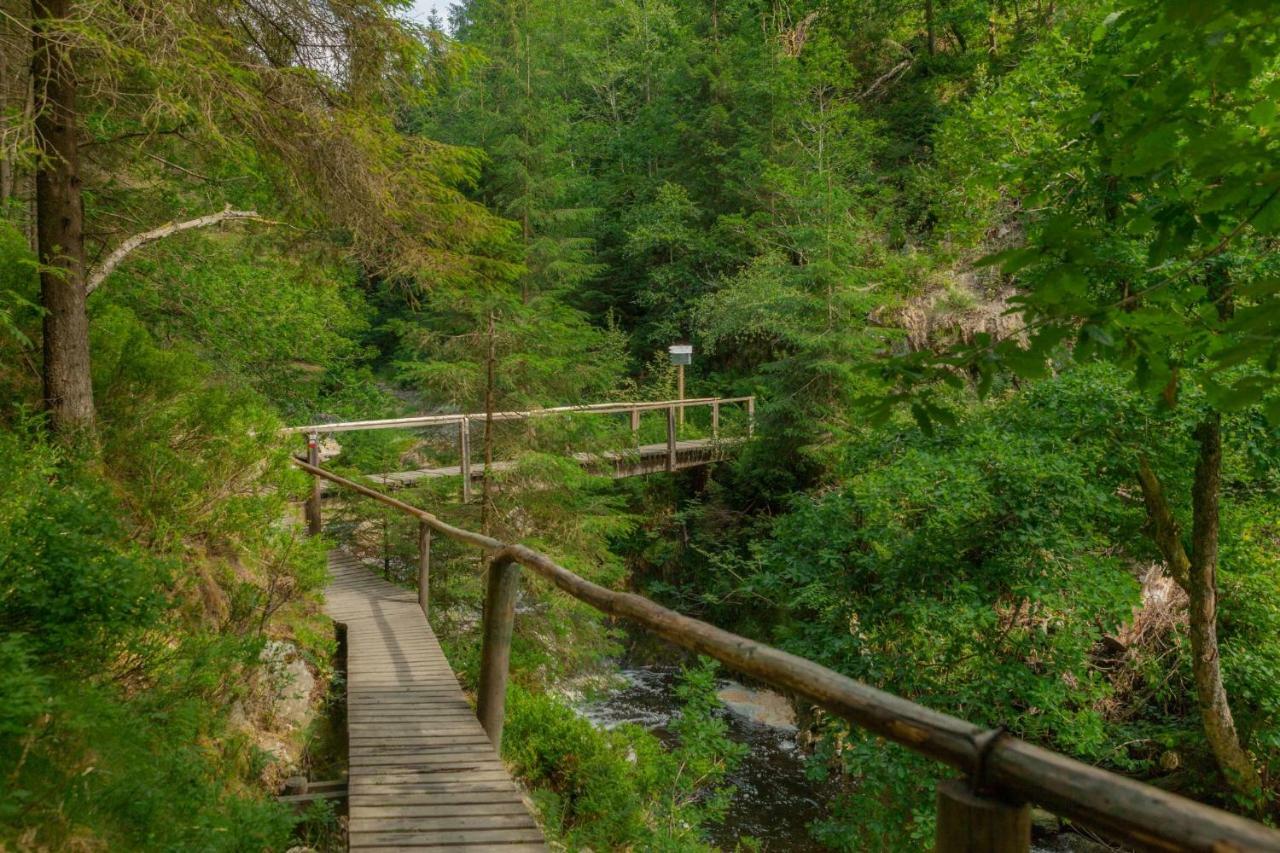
left=338, top=438, right=736, bottom=493
left=325, top=551, right=546, bottom=851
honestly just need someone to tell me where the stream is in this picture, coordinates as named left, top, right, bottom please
left=575, top=664, right=834, bottom=851
left=573, top=663, right=1114, bottom=853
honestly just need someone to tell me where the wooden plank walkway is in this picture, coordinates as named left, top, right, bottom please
left=321, top=438, right=737, bottom=495
left=325, top=551, right=547, bottom=851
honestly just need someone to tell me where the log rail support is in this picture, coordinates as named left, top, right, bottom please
left=417, top=520, right=431, bottom=617
left=305, top=432, right=321, bottom=535
left=936, top=779, right=1030, bottom=852
left=292, top=456, right=1280, bottom=853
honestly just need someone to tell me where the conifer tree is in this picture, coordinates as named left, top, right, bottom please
left=15, top=0, right=506, bottom=435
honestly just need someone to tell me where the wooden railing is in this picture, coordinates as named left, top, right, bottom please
left=294, top=458, right=1280, bottom=853
left=282, top=395, right=755, bottom=435
left=287, top=395, right=754, bottom=504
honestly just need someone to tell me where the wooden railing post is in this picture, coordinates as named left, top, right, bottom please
left=630, top=406, right=640, bottom=435
left=935, top=779, right=1030, bottom=853
left=477, top=552, right=520, bottom=750
left=712, top=400, right=720, bottom=439
left=305, top=433, right=322, bottom=535
left=676, top=363, right=685, bottom=426
left=746, top=396, right=755, bottom=437
left=459, top=416, right=472, bottom=503
left=417, top=520, right=431, bottom=617
left=666, top=405, right=677, bottom=472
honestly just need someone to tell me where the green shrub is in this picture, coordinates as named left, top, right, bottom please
left=501, top=659, right=743, bottom=851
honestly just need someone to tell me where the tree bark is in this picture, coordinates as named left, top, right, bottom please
left=925, top=0, right=936, bottom=55
left=85, top=206, right=265, bottom=294
left=1135, top=419, right=1260, bottom=797
left=480, top=310, right=497, bottom=536
left=32, top=0, right=95, bottom=436
left=1187, top=414, right=1259, bottom=794
left=1134, top=456, right=1190, bottom=590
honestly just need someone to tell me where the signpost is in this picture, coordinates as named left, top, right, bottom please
left=669, top=343, right=692, bottom=426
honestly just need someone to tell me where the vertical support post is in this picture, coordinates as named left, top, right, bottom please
left=630, top=406, right=640, bottom=435
left=417, top=520, right=431, bottom=618
left=477, top=552, right=520, bottom=751
left=305, top=433, right=321, bottom=536
left=666, top=405, right=677, bottom=472
left=746, top=396, right=755, bottom=437
left=459, top=416, right=472, bottom=504
left=677, top=363, right=685, bottom=426
left=381, top=504, right=390, bottom=576
left=712, top=400, right=720, bottom=439
left=935, top=779, right=1030, bottom=853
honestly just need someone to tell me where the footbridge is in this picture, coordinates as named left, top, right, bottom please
left=285, top=396, right=753, bottom=503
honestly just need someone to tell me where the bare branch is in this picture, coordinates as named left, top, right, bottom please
left=859, top=59, right=913, bottom=101
left=85, top=204, right=275, bottom=294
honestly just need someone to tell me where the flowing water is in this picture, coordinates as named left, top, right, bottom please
left=573, top=663, right=1114, bottom=853
left=576, top=664, right=834, bottom=851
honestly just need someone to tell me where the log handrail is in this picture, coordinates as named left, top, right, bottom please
left=293, top=457, right=1280, bottom=853
left=283, top=395, right=755, bottom=435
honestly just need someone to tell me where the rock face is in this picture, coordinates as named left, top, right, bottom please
left=261, top=640, right=316, bottom=731
left=717, top=681, right=798, bottom=731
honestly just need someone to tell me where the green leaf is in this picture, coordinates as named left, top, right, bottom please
left=1083, top=324, right=1115, bottom=347
left=1216, top=377, right=1269, bottom=412
left=1118, top=125, right=1180, bottom=176
left=1249, top=100, right=1277, bottom=128
left=1252, top=191, right=1280, bottom=234
left=975, top=247, right=1042, bottom=273
left=910, top=403, right=934, bottom=436
left=1265, top=395, right=1280, bottom=427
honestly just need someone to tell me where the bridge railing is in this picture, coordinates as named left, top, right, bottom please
left=292, top=457, right=1280, bottom=853
left=286, top=395, right=754, bottom=505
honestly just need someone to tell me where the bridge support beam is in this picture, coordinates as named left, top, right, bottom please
left=459, top=416, right=472, bottom=503
left=935, top=778, right=1030, bottom=853
left=305, top=433, right=322, bottom=535
left=666, top=405, right=677, bottom=472
left=477, top=551, right=520, bottom=751
left=417, top=521, right=431, bottom=617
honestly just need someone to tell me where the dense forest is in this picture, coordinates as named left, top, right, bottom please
left=1, top=0, right=1278, bottom=850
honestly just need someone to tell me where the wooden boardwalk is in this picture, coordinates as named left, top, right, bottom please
left=325, top=551, right=546, bottom=851
left=323, top=438, right=737, bottom=495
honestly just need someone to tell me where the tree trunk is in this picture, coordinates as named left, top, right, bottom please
left=1187, top=414, right=1259, bottom=794
left=925, top=0, right=936, bottom=55
left=32, top=0, right=94, bottom=436
left=1135, top=418, right=1259, bottom=798
left=480, top=310, right=497, bottom=536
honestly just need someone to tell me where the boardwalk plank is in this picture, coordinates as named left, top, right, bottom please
left=349, top=828, right=547, bottom=846
left=349, top=814, right=538, bottom=833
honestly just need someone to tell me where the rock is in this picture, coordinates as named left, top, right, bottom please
left=1031, top=807, right=1060, bottom=835
left=716, top=681, right=798, bottom=731
left=260, top=640, right=316, bottom=732
left=1032, top=832, right=1114, bottom=853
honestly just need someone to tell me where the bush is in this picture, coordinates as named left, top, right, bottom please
left=501, top=659, right=743, bottom=851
